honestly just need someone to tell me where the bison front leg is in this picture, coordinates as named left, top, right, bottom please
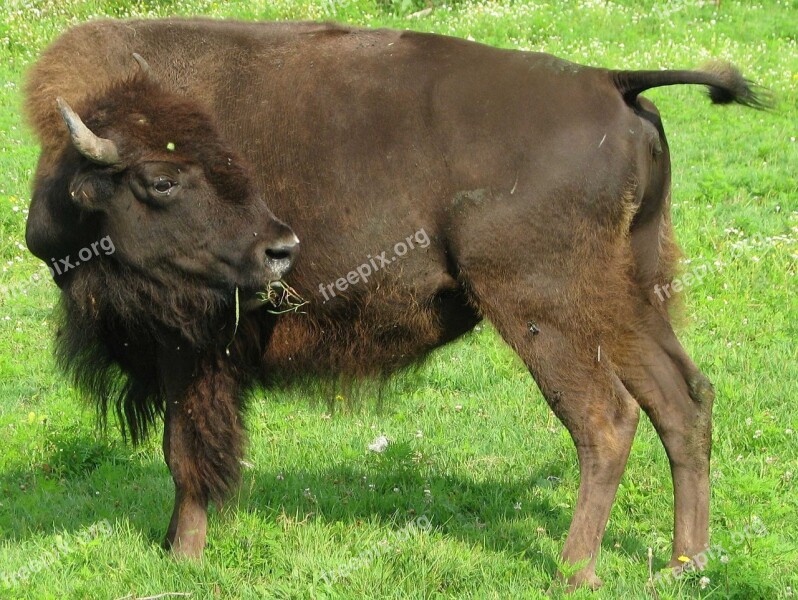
left=163, top=401, right=208, bottom=557
left=159, top=345, right=245, bottom=558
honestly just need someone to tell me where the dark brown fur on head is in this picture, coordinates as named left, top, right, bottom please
left=71, top=74, right=255, bottom=206
left=47, top=76, right=268, bottom=443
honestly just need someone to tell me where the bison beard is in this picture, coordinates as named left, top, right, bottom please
left=24, top=18, right=771, bottom=589
left=56, top=256, right=253, bottom=552
left=54, top=257, right=237, bottom=442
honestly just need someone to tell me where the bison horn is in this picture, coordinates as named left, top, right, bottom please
left=132, top=52, right=152, bottom=76
left=56, top=97, right=121, bottom=166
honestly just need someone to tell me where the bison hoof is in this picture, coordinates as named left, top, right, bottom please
left=168, top=539, right=205, bottom=560
left=566, top=572, right=604, bottom=592
left=548, top=568, right=604, bottom=593
left=164, top=531, right=206, bottom=559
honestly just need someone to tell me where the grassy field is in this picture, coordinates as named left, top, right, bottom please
left=1, top=0, right=796, bottom=598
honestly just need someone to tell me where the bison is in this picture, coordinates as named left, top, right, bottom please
left=24, top=18, right=768, bottom=589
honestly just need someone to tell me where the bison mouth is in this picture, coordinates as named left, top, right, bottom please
left=237, top=280, right=307, bottom=314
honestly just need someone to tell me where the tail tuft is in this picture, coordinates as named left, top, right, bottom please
left=699, top=61, right=774, bottom=109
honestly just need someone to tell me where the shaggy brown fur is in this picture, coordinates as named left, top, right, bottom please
left=25, top=19, right=768, bottom=588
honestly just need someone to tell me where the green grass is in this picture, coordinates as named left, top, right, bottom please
left=1, top=0, right=796, bottom=598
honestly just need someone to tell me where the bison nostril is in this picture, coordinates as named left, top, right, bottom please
left=262, top=235, right=299, bottom=278
left=265, top=247, right=293, bottom=261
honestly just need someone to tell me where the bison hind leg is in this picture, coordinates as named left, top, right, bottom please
left=460, top=271, right=641, bottom=589
left=618, top=308, right=714, bottom=566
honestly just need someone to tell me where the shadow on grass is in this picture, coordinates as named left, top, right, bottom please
left=0, top=427, right=651, bottom=584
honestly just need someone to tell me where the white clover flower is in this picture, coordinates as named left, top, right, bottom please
left=700, top=576, right=710, bottom=589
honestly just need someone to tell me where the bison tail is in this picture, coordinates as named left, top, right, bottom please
left=612, top=61, right=773, bottom=109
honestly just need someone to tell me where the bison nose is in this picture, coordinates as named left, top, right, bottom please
left=263, top=234, right=299, bottom=280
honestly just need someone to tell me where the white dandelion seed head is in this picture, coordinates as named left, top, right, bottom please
left=368, top=435, right=389, bottom=453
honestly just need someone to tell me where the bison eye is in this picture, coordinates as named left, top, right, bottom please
left=152, top=177, right=177, bottom=195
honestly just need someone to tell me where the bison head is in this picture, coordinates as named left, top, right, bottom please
left=27, top=74, right=298, bottom=343
left=55, top=76, right=297, bottom=290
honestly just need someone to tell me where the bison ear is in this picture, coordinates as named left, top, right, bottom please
left=26, top=151, right=102, bottom=270
left=68, top=170, right=115, bottom=211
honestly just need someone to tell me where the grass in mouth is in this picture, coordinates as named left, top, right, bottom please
left=228, top=281, right=308, bottom=352
left=258, top=280, right=308, bottom=315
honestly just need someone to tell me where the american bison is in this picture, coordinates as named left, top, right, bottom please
left=24, top=18, right=768, bottom=588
